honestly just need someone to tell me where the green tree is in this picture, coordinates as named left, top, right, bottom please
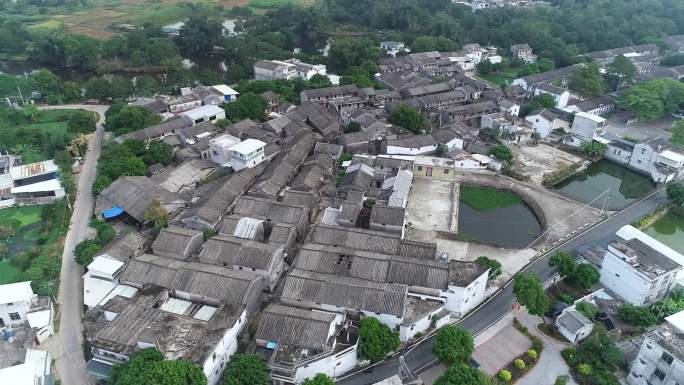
left=135, top=76, right=160, bottom=97
left=224, top=93, right=267, bottom=122
left=111, top=76, right=135, bottom=100
left=175, top=15, right=223, bottom=57
left=477, top=59, right=493, bottom=75
left=410, top=35, right=458, bottom=53
left=111, top=348, right=206, bottom=385
left=576, top=301, right=599, bottom=320
left=85, top=78, right=113, bottom=101
left=433, top=325, right=474, bottom=365
left=345, top=121, right=362, bottom=133
left=617, top=304, right=657, bottom=327
left=67, top=111, right=97, bottom=134
left=475, top=256, right=502, bottom=279
left=549, top=251, right=576, bottom=278
left=73, top=239, right=100, bottom=265
left=221, top=353, right=270, bottom=385
left=489, top=144, right=513, bottom=164
left=571, top=264, right=600, bottom=290
left=666, top=182, right=684, bottom=207
left=520, top=93, right=556, bottom=116
left=569, top=62, right=605, bottom=98
left=577, top=363, right=593, bottom=376
left=388, top=105, right=428, bottom=133
left=554, top=375, right=570, bottom=385
left=358, top=317, right=400, bottom=362
left=606, top=55, right=637, bottom=88
left=141, top=141, right=173, bottom=166
left=434, top=363, right=490, bottom=385
left=144, top=199, right=168, bottom=229
left=661, top=54, right=684, bottom=67
left=513, top=273, right=551, bottom=319
left=580, top=141, right=607, bottom=156
left=328, top=37, right=381, bottom=73
left=617, top=79, right=684, bottom=121
left=302, top=373, right=335, bottom=385
left=105, top=105, right=162, bottom=134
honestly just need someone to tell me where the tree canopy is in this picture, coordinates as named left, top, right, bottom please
left=569, top=62, right=605, bottom=98
left=302, top=374, right=335, bottom=385
left=110, top=348, right=207, bottom=385
left=388, top=105, right=429, bottom=133
left=221, top=353, right=271, bottom=385
left=513, top=273, right=550, bottom=318
left=475, top=256, right=502, bottom=280
left=175, top=15, right=224, bottom=57
left=489, top=145, right=513, bottom=164
left=104, top=104, right=162, bottom=135
left=617, top=78, right=684, bottom=121
left=434, top=363, right=490, bottom=385
left=548, top=252, right=600, bottom=290
left=606, top=55, right=637, bottom=89
left=433, top=325, right=475, bottom=365
left=358, top=317, right=400, bottom=362
left=224, top=93, right=268, bottom=122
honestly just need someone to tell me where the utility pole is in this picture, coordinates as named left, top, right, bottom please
left=16, top=86, right=25, bottom=105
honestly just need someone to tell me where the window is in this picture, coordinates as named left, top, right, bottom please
left=661, top=352, right=674, bottom=365
left=444, top=169, right=449, bottom=174
left=417, top=166, right=422, bottom=171
left=9, top=312, right=20, bottom=321
left=654, top=368, right=666, bottom=381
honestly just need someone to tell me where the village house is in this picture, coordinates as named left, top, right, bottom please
left=380, top=41, right=410, bottom=57
left=8, top=159, right=66, bottom=205
left=181, top=105, right=226, bottom=126
left=254, top=58, right=334, bottom=83
left=604, top=138, right=684, bottom=183
left=0, top=349, right=53, bottom=385
left=566, top=95, right=616, bottom=116
left=563, top=111, right=606, bottom=147
left=255, top=304, right=359, bottom=384
left=524, top=108, right=573, bottom=138
left=116, top=116, right=193, bottom=143
left=510, top=43, right=537, bottom=64
left=533, top=83, right=570, bottom=109
left=555, top=308, right=593, bottom=343
left=86, top=254, right=266, bottom=385
left=627, top=310, right=684, bottom=385
left=0, top=281, right=53, bottom=343
left=511, top=65, right=578, bottom=92
left=151, top=226, right=204, bottom=261
left=412, top=154, right=501, bottom=178
left=599, top=229, right=682, bottom=306
left=385, top=135, right=437, bottom=156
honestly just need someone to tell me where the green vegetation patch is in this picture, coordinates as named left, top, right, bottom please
left=249, top=0, right=301, bottom=9
left=0, top=205, right=43, bottom=227
left=0, top=261, right=23, bottom=284
left=460, top=186, right=522, bottom=211
left=478, top=67, right=520, bottom=87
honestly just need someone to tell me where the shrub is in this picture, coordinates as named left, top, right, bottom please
left=74, top=240, right=101, bottom=266
left=531, top=336, right=543, bottom=352
left=554, top=375, right=570, bottom=385
left=617, top=304, right=657, bottom=327
left=576, top=301, right=599, bottom=320
left=499, top=370, right=512, bottom=382
left=358, top=317, right=400, bottom=362
left=527, top=349, right=538, bottom=360
left=558, top=293, right=574, bottom=304
left=577, top=363, right=592, bottom=375
left=432, top=325, right=474, bottom=365
left=514, top=358, right=526, bottom=369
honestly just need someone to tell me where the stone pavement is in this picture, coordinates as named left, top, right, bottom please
left=515, top=310, right=577, bottom=385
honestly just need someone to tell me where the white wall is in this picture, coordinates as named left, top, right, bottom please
left=526, top=115, right=553, bottom=138
left=629, top=143, right=657, bottom=174
left=571, top=115, right=602, bottom=140
left=443, top=270, right=489, bottom=317
left=231, top=148, right=265, bottom=171
left=605, top=145, right=632, bottom=166
left=169, top=100, right=202, bottom=113
left=628, top=335, right=684, bottom=385
left=386, top=144, right=437, bottom=156
left=202, top=309, right=247, bottom=385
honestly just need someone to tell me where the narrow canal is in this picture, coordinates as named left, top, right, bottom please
left=554, top=160, right=656, bottom=210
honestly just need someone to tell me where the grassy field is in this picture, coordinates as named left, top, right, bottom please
left=460, top=185, right=522, bottom=211
left=0, top=206, right=43, bottom=227
left=478, top=67, right=520, bottom=87
left=22, top=0, right=314, bottom=39
left=0, top=260, right=23, bottom=284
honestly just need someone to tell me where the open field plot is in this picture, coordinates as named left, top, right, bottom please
left=511, top=143, right=584, bottom=185
left=478, top=67, right=520, bottom=87
left=0, top=205, right=44, bottom=260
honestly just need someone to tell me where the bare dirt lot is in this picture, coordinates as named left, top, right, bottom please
left=511, top=143, right=585, bottom=185
left=404, top=178, right=455, bottom=240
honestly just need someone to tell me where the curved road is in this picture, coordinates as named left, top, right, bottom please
left=338, top=188, right=669, bottom=385
left=39, top=104, right=108, bottom=385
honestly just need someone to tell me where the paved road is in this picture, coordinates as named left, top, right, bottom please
left=39, top=104, right=108, bottom=385
left=338, top=187, right=669, bottom=385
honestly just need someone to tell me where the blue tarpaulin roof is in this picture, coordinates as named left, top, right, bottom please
left=103, top=206, right=124, bottom=219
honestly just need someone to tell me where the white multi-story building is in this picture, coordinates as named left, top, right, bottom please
left=209, top=134, right=266, bottom=170
left=254, top=58, right=334, bottom=83
left=604, top=139, right=684, bottom=183
left=628, top=310, right=684, bottom=385
left=599, top=234, right=682, bottom=306
left=564, top=111, right=606, bottom=147
left=9, top=160, right=65, bottom=205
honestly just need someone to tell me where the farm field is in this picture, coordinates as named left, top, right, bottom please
left=24, top=0, right=309, bottom=39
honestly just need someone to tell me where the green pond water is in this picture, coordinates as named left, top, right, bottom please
left=554, top=160, right=656, bottom=210
left=644, top=213, right=684, bottom=254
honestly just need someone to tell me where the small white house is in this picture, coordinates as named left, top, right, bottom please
left=0, top=281, right=34, bottom=327
left=228, top=139, right=267, bottom=171
left=181, top=105, right=226, bottom=125
left=0, top=348, right=52, bottom=385
left=564, top=111, right=606, bottom=147
left=533, top=83, right=570, bottom=109
left=556, top=308, right=593, bottom=343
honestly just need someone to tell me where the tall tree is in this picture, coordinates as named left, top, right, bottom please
left=569, top=61, right=605, bottom=99
left=175, top=15, right=223, bottom=57
left=302, top=374, right=335, bottom=385
left=513, top=273, right=550, bottom=320
left=606, top=55, right=637, bottom=89
left=221, top=353, right=270, bottom=385
left=388, top=105, right=428, bottom=133
left=110, top=348, right=206, bottom=385
left=434, top=363, right=490, bottom=385
left=224, top=93, right=267, bottom=122
left=433, top=326, right=474, bottom=365
left=358, top=317, right=400, bottom=362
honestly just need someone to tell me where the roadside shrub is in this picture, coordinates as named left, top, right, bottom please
left=74, top=239, right=101, bottom=265
left=527, top=349, right=538, bottom=360
left=558, top=293, right=575, bottom=304
left=554, top=375, right=570, bottom=385
left=514, top=359, right=526, bottom=369
left=531, top=336, right=543, bottom=352
left=499, top=370, right=512, bottom=382
left=578, top=363, right=592, bottom=375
